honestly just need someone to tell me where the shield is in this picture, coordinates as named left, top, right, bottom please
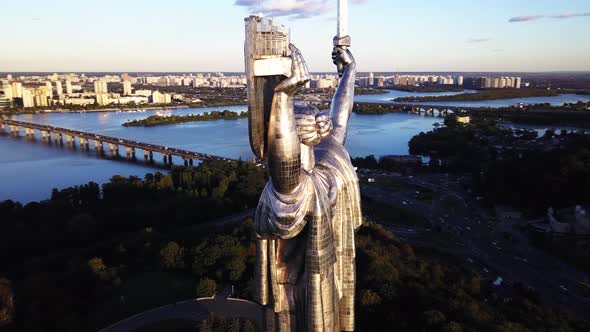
left=244, top=16, right=291, bottom=160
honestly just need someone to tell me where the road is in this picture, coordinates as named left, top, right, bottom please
left=360, top=170, right=590, bottom=318
left=98, top=300, right=209, bottom=332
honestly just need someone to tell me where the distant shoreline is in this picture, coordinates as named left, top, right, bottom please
left=1, top=102, right=248, bottom=116
left=393, top=88, right=560, bottom=103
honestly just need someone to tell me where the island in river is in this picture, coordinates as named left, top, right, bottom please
left=394, top=88, right=561, bottom=102
left=122, top=110, right=248, bottom=127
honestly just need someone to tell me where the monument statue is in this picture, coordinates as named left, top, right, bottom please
left=245, top=2, right=360, bottom=330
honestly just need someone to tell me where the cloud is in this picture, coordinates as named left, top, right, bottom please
left=509, top=12, right=590, bottom=23
left=468, top=37, right=490, bottom=43
left=550, top=12, right=590, bottom=19
left=509, top=15, right=544, bottom=23
left=235, top=0, right=368, bottom=19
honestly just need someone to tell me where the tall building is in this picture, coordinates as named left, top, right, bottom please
left=456, top=75, right=464, bottom=86
left=31, top=87, right=52, bottom=107
left=96, top=93, right=110, bottom=106
left=150, top=91, right=171, bottom=104
left=65, top=80, right=73, bottom=94
left=11, top=82, right=23, bottom=98
left=515, top=77, right=522, bottom=89
left=45, top=81, right=53, bottom=93
left=55, top=81, right=63, bottom=96
left=506, top=77, right=514, bottom=89
left=94, top=80, right=108, bottom=94
left=123, top=81, right=133, bottom=95
left=0, top=96, right=11, bottom=109
left=22, top=89, right=35, bottom=108
left=2, top=84, right=13, bottom=99
left=492, top=78, right=500, bottom=89
left=368, top=72, right=375, bottom=86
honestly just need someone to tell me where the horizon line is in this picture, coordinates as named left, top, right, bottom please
left=2, top=70, right=590, bottom=74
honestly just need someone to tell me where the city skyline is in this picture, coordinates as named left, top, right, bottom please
left=1, top=0, right=589, bottom=72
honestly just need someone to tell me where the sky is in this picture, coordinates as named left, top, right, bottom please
left=1, top=0, right=589, bottom=72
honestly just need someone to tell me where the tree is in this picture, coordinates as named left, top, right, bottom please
left=197, top=319, right=212, bottom=332
left=422, top=310, right=447, bottom=328
left=359, top=289, right=382, bottom=307
left=88, top=257, right=107, bottom=275
left=243, top=320, right=256, bottom=332
left=227, top=318, right=240, bottom=332
left=494, top=322, right=531, bottom=332
left=442, top=321, right=464, bottom=332
left=0, top=278, right=14, bottom=326
left=159, top=241, right=184, bottom=270
left=196, top=278, right=217, bottom=297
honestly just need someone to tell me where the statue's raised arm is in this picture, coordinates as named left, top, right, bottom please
left=329, top=43, right=357, bottom=145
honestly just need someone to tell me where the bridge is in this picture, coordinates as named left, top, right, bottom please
left=0, top=119, right=235, bottom=166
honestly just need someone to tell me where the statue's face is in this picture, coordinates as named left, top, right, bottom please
left=294, top=104, right=332, bottom=146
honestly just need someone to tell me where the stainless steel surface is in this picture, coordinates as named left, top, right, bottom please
left=337, top=0, right=348, bottom=40
left=247, top=21, right=360, bottom=330
left=245, top=16, right=292, bottom=160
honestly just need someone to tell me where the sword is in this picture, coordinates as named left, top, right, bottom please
left=334, top=0, right=351, bottom=76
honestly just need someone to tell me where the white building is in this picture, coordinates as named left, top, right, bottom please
left=2, top=84, right=13, bottom=99
left=123, top=81, right=133, bottom=95
left=135, top=89, right=152, bottom=97
left=115, top=96, right=149, bottom=105
left=94, top=80, right=108, bottom=94
left=96, top=93, right=110, bottom=106
left=55, top=81, right=63, bottom=95
left=63, top=97, right=96, bottom=106
left=65, top=80, right=73, bottom=94
left=150, top=91, right=171, bottom=104
left=22, top=89, right=35, bottom=108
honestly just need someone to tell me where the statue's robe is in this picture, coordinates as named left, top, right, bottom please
left=255, top=135, right=362, bottom=332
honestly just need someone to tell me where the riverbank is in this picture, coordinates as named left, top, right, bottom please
left=394, top=88, right=561, bottom=103
left=0, top=101, right=247, bottom=116
left=353, top=103, right=410, bottom=114
left=356, top=88, right=389, bottom=95
left=122, top=110, right=248, bottom=127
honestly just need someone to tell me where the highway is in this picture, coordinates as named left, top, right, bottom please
left=360, top=170, right=590, bottom=319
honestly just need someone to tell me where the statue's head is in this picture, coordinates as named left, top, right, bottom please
left=294, top=102, right=332, bottom=146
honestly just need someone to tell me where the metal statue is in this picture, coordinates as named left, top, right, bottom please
left=245, top=2, right=360, bottom=330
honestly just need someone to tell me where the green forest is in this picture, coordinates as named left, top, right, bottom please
left=394, top=89, right=560, bottom=103
left=122, top=110, right=248, bottom=127
left=409, top=114, right=590, bottom=215
left=0, top=158, right=587, bottom=331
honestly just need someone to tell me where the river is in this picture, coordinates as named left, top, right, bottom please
left=355, top=89, right=590, bottom=107
left=1, top=90, right=588, bottom=202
